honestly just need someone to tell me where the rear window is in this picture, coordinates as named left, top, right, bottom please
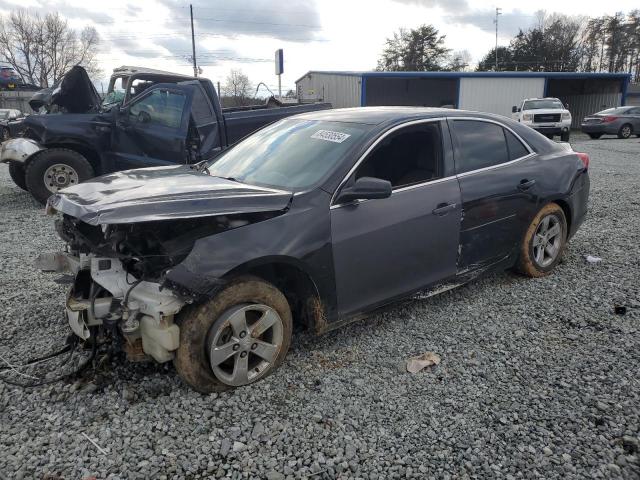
left=597, top=107, right=631, bottom=115
left=505, top=130, right=529, bottom=160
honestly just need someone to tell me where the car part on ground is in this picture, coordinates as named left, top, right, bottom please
left=31, top=107, right=589, bottom=391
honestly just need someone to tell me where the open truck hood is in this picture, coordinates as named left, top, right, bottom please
left=29, top=65, right=102, bottom=113
left=48, top=165, right=293, bottom=225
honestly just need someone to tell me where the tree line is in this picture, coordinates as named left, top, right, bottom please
left=377, top=10, right=640, bottom=83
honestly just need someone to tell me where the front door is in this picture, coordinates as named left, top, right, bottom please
left=330, top=120, right=461, bottom=317
left=449, top=118, right=540, bottom=270
left=111, top=84, right=194, bottom=170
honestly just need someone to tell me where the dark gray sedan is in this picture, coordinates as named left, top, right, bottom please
left=40, top=107, right=590, bottom=392
left=581, top=106, right=640, bottom=139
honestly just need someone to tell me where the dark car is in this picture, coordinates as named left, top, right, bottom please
left=0, top=65, right=21, bottom=90
left=0, top=65, right=330, bottom=204
left=0, top=108, right=24, bottom=141
left=581, top=106, right=640, bottom=139
left=37, top=107, right=590, bottom=392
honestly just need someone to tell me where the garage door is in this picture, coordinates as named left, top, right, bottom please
left=459, top=77, right=545, bottom=118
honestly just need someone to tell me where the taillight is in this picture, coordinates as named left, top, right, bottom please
left=603, top=116, right=617, bottom=123
left=576, top=152, right=589, bottom=170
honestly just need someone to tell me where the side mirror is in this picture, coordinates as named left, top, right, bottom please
left=336, top=177, right=392, bottom=204
left=512, top=106, right=518, bottom=113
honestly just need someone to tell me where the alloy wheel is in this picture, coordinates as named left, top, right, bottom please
left=207, top=304, right=284, bottom=387
left=532, top=214, right=562, bottom=268
left=621, top=125, right=631, bottom=138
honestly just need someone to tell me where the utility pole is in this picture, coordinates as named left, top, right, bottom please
left=190, top=4, right=198, bottom=77
left=494, top=7, right=502, bottom=71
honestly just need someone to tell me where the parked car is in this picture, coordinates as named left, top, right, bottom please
left=512, top=97, right=572, bottom=141
left=0, top=65, right=21, bottom=90
left=0, top=65, right=330, bottom=203
left=36, top=107, right=590, bottom=392
left=0, top=108, right=25, bottom=141
left=581, top=106, right=640, bottom=139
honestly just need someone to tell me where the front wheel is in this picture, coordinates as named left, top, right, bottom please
left=174, top=276, right=292, bottom=393
left=618, top=124, right=633, bottom=139
left=560, top=131, right=570, bottom=142
left=588, top=133, right=602, bottom=139
left=517, top=203, right=567, bottom=277
left=24, top=148, right=94, bottom=204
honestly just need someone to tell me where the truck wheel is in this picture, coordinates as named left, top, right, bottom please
left=517, top=203, right=567, bottom=278
left=588, top=133, right=602, bottom=139
left=617, top=124, right=633, bottom=139
left=2, top=127, right=9, bottom=142
left=8, top=162, right=28, bottom=190
left=175, top=276, right=292, bottom=393
left=560, top=131, right=570, bottom=142
left=25, top=148, right=94, bottom=205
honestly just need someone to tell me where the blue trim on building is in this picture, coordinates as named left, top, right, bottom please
left=360, top=77, right=367, bottom=106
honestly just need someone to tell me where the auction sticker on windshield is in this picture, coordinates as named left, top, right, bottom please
left=311, top=130, right=351, bottom=143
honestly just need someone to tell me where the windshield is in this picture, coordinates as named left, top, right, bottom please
left=597, top=107, right=630, bottom=115
left=523, top=99, right=564, bottom=110
left=207, top=119, right=373, bottom=190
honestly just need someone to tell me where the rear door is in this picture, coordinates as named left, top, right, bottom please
left=449, top=118, right=540, bottom=270
left=111, top=83, right=194, bottom=170
left=330, top=119, right=461, bottom=316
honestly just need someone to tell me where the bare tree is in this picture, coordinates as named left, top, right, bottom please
left=222, top=69, right=252, bottom=106
left=0, top=10, right=101, bottom=87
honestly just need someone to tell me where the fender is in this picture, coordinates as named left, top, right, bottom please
left=0, top=138, right=45, bottom=165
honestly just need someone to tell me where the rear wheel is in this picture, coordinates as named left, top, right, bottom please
left=617, top=124, right=633, bottom=139
left=174, top=276, right=292, bottom=393
left=8, top=162, right=27, bottom=190
left=517, top=203, right=567, bottom=277
left=588, top=133, right=602, bottom=139
left=24, top=148, right=94, bottom=204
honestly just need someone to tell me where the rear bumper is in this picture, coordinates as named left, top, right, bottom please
left=567, top=172, right=590, bottom=239
left=580, top=124, right=617, bottom=134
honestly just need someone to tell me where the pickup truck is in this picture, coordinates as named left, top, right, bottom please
left=0, top=65, right=331, bottom=204
left=511, top=97, right=572, bottom=142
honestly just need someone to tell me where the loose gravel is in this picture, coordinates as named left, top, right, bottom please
left=1, top=134, right=639, bottom=479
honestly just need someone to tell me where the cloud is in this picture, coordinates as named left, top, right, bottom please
left=389, top=0, right=470, bottom=14
left=447, top=9, right=537, bottom=38
left=158, top=0, right=323, bottom=43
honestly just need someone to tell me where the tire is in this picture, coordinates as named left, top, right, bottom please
left=174, top=276, right=292, bottom=393
left=517, top=203, right=567, bottom=278
left=1, top=127, right=9, bottom=142
left=588, top=133, right=602, bottom=139
left=617, top=123, right=633, bottom=139
left=24, top=148, right=94, bottom=205
left=8, top=162, right=27, bottom=190
left=560, top=131, right=570, bottom=142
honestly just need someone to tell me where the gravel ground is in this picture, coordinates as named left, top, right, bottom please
left=0, top=134, right=639, bottom=480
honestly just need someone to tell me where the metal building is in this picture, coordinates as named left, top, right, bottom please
left=295, top=71, right=631, bottom=128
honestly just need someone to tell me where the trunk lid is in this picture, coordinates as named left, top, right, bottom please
left=48, top=165, right=293, bottom=225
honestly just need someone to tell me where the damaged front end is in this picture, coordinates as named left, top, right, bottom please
left=38, top=211, right=281, bottom=363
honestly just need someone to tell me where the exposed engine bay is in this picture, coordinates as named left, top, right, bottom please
left=37, top=212, right=276, bottom=364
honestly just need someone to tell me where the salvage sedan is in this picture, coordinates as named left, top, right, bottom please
left=39, top=107, right=590, bottom=392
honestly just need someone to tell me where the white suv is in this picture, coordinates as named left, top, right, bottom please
left=512, top=97, right=572, bottom=142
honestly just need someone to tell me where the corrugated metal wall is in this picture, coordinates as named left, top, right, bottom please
left=0, top=91, right=34, bottom=112
left=296, top=73, right=361, bottom=108
left=459, top=77, right=545, bottom=118
left=561, top=93, right=622, bottom=127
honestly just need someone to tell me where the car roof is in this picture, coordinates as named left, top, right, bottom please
left=292, top=106, right=512, bottom=125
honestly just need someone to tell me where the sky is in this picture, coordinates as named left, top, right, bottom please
left=0, top=0, right=638, bottom=95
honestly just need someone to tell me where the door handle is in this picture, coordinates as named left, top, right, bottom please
left=518, top=179, right=536, bottom=191
left=432, top=203, right=456, bottom=216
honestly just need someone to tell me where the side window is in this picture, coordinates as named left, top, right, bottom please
left=629, top=107, right=640, bottom=115
left=191, top=87, right=215, bottom=125
left=452, top=120, right=508, bottom=174
left=354, top=123, right=442, bottom=189
left=505, top=130, right=529, bottom=160
left=129, top=89, right=186, bottom=129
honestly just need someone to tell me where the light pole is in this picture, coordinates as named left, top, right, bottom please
left=494, top=7, right=502, bottom=70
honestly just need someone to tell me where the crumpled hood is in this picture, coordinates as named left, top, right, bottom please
left=29, top=65, right=101, bottom=113
left=48, top=165, right=293, bottom=225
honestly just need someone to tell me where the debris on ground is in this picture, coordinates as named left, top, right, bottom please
left=614, top=305, right=627, bottom=315
left=406, top=352, right=441, bottom=373
left=585, top=255, right=602, bottom=264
